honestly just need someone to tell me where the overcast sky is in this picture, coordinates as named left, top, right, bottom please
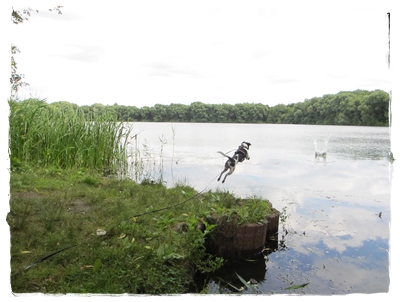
left=2, top=0, right=400, bottom=297
left=8, top=0, right=393, bottom=108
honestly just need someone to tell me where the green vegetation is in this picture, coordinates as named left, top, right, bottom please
left=77, top=89, right=390, bottom=126
left=203, top=191, right=274, bottom=225
left=10, top=87, right=386, bottom=293
left=8, top=98, right=275, bottom=294
left=9, top=5, right=387, bottom=293
left=8, top=168, right=273, bottom=294
left=9, top=98, right=131, bottom=174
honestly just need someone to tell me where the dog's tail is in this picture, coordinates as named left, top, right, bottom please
left=217, top=151, right=232, bottom=159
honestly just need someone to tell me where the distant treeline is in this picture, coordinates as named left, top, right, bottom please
left=62, top=89, right=390, bottom=126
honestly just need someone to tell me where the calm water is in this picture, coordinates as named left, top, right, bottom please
left=126, top=122, right=392, bottom=295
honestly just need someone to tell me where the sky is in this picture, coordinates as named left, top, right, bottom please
left=5, top=0, right=395, bottom=108
left=1, top=0, right=400, bottom=298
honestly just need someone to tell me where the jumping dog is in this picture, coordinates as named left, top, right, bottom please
left=217, top=141, right=251, bottom=183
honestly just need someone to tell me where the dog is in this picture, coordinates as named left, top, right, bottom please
left=217, top=141, right=251, bottom=183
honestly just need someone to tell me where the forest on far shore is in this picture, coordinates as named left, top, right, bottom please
left=54, top=89, right=390, bottom=126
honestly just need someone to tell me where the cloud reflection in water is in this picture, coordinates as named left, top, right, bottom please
left=126, top=123, right=391, bottom=294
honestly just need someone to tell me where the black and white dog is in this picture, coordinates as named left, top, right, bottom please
left=217, top=141, right=251, bottom=183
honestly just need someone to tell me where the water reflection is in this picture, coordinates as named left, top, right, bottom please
left=125, top=123, right=391, bottom=294
left=269, top=196, right=390, bottom=294
left=261, top=238, right=389, bottom=295
left=201, top=256, right=268, bottom=294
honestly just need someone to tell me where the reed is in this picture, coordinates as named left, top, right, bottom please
left=9, top=99, right=132, bottom=174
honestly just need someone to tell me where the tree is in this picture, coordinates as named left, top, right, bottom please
left=188, top=102, right=208, bottom=122
left=359, top=90, right=389, bottom=126
left=140, top=106, right=155, bottom=121
left=10, top=6, right=63, bottom=98
left=153, top=104, right=168, bottom=122
left=60, top=89, right=388, bottom=125
left=167, top=103, right=189, bottom=121
left=267, top=104, right=291, bottom=124
left=10, top=45, right=29, bottom=97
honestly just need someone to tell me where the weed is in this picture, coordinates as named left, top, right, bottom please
left=81, top=175, right=100, bottom=187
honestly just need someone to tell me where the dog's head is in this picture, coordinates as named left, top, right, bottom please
left=241, top=141, right=251, bottom=149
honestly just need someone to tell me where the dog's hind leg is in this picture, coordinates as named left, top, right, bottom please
left=217, top=167, right=228, bottom=182
left=222, top=166, right=235, bottom=183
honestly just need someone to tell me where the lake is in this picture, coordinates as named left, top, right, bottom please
left=125, top=122, right=391, bottom=295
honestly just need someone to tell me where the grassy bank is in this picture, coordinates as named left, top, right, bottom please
left=7, top=98, right=275, bottom=294
left=8, top=167, right=274, bottom=294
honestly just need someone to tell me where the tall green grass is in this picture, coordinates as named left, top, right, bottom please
left=9, top=99, right=132, bottom=174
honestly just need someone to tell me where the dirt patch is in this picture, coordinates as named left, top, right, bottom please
left=10, top=191, right=91, bottom=215
left=67, top=199, right=91, bottom=215
left=9, top=191, right=44, bottom=201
